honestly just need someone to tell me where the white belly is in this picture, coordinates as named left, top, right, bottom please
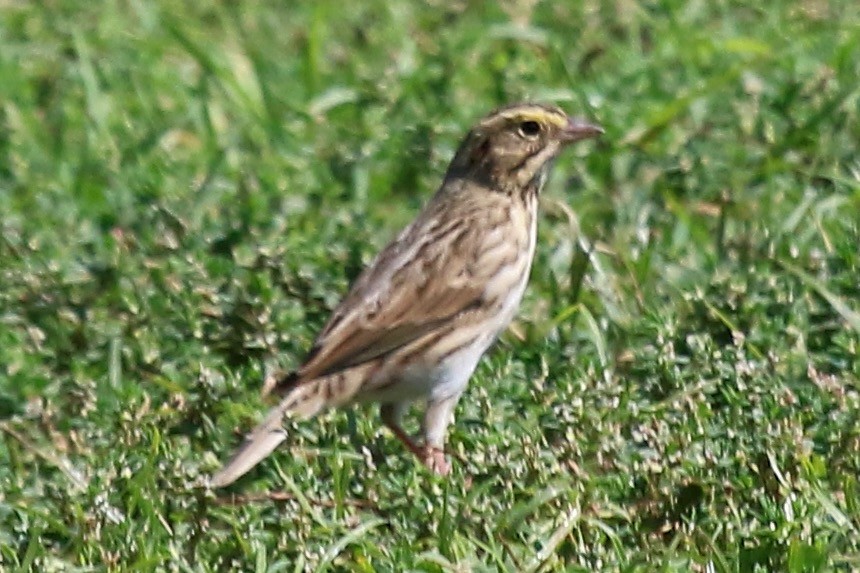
left=360, top=199, right=537, bottom=406
left=359, top=328, right=495, bottom=405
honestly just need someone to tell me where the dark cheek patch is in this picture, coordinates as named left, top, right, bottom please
left=469, top=138, right=491, bottom=164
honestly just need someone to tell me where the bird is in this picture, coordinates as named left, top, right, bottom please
left=211, top=102, right=602, bottom=487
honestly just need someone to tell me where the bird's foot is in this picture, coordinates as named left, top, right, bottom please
left=423, top=446, right=451, bottom=476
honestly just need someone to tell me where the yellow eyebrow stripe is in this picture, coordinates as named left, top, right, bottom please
left=489, top=107, right=568, bottom=129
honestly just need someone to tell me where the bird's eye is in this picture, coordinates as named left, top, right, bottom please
left=518, top=120, right=542, bottom=138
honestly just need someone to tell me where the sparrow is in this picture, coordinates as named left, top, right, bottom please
left=211, top=102, right=602, bottom=487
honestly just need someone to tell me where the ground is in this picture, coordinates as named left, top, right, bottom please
left=1, top=1, right=858, bottom=571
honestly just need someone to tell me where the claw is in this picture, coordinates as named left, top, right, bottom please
left=423, top=446, right=451, bottom=476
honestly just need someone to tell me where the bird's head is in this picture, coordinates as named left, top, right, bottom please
left=448, top=102, right=602, bottom=196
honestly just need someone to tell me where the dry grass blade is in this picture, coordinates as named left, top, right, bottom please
left=214, top=490, right=379, bottom=511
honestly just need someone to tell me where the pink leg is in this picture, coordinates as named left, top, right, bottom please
left=423, top=445, right=451, bottom=476
left=380, top=402, right=425, bottom=459
left=421, top=395, right=461, bottom=476
left=381, top=402, right=453, bottom=475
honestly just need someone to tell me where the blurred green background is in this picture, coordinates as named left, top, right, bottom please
left=1, top=0, right=858, bottom=570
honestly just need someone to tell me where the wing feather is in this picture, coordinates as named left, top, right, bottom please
left=290, top=189, right=508, bottom=384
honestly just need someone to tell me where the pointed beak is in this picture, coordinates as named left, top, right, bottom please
left=561, top=117, right=603, bottom=143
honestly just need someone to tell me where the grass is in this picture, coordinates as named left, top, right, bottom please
left=1, top=0, right=859, bottom=570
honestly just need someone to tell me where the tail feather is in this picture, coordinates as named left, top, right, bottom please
left=210, top=383, right=327, bottom=488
